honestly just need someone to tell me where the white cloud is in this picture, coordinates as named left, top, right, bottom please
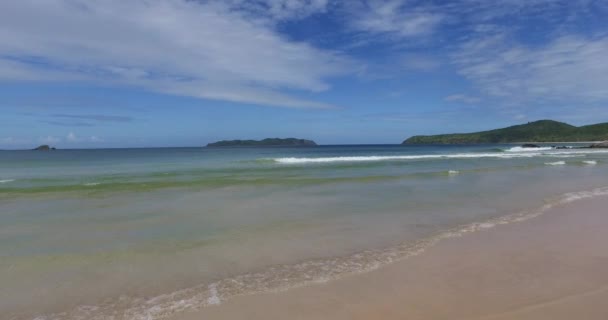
left=39, top=136, right=61, bottom=144
left=0, top=137, right=31, bottom=146
left=0, top=0, right=354, bottom=108
left=231, top=0, right=329, bottom=20
left=453, top=34, right=608, bottom=103
left=89, top=136, right=104, bottom=143
left=349, top=0, right=443, bottom=37
left=444, top=94, right=481, bottom=104
left=66, top=132, right=80, bottom=142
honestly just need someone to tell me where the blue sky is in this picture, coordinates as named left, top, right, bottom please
left=1, top=0, right=608, bottom=148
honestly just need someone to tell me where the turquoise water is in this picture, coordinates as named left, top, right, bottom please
left=1, top=144, right=608, bottom=319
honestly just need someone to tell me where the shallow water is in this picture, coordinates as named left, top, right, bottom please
left=1, top=144, right=608, bottom=319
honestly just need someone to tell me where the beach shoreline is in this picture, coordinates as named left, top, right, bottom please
left=174, top=194, right=608, bottom=320
left=4, top=145, right=608, bottom=320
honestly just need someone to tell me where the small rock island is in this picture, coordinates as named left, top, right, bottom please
left=33, top=145, right=56, bottom=151
left=207, top=138, right=317, bottom=147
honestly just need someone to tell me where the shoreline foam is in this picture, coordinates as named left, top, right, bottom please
left=187, top=192, right=608, bottom=320
left=31, top=186, right=608, bottom=320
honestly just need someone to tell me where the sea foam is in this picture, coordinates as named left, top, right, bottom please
left=505, top=146, right=553, bottom=152
left=545, top=161, right=566, bottom=166
left=83, top=183, right=101, bottom=186
left=0, top=179, right=15, bottom=184
left=274, top=153, right=536, bottom=164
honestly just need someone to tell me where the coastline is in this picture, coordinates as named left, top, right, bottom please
left=4, top=145, right=608, bottom=320
left=174, top=193, right=608, bottom=320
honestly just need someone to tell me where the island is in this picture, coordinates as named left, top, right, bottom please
left=33, top=145, right=56, bottom=151
left=403, top=120, right=608, bottom=144
left=206, top=138, right=317, bottom=147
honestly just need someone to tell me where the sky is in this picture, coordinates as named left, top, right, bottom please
left=1, top=0, right=608, bottom=148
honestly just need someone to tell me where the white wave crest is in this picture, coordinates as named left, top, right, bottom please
left=583, top=160, right=597, bottom=165
left=83, top=182, right=101, bottom=186
left=543, top=149, right=608, bottom=156
left=0, top=179, right=15, bottom=184
left=274, top=153, right=529, bottom=164
left=545, top=161, right=566, bottom=166
left=505, top=146, right=553, bottom=152
left=448, top=170, right=460, bottom=175
left=273, top=149, right=608, bottom=164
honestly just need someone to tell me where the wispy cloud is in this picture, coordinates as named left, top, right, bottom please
left=43, top=120, right=95, bottom=127
left=1, top=0, right=607, bottom=119
left=0, top=0, right=354, bottom=108
left=89, top=136, right=104, bottom=143
left=230, top=0, right=330, bottom=21
left=444, top=94, right=481, bottom=104
left=65, top=132, right=102, bottom=143
left=51, top=114, right=133, bottom=123
left=1, top=133, right=102, bottom=147
left=39, top=135, right=61, bottom=144
left=0, top=136, right=31, bottom=146
left=452, top=34, right=608, bottom=104
left=66, top=132, right=79, bottom=143
left=348, top=0, right=443, bottom=38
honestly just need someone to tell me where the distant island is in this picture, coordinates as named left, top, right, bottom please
left=207, top=138, right=317, bottom=147
left=33, top=145, right=56, bottom=151
left=403, top=120, right=608, bottom=144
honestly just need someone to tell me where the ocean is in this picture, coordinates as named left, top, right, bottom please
left=2, top=144, right=608, bottom=319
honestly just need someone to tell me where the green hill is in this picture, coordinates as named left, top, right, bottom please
left=207, top=138, right=317, bottom=147
left=403, top=120, right=608, bottom=144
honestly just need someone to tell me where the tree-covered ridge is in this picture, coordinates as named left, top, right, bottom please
left=207, top=138, right=317, bottom=147
left=403, top=120, right=608, bottom=144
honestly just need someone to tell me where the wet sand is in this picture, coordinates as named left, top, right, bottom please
left=175, top=195, right=608, bottom=320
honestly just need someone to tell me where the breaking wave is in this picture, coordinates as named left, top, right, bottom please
left=273, top=149, right=608, bottom=164
left=83, top=182, right=101, bottom=186
left=504, top=146, right=554, bottom=152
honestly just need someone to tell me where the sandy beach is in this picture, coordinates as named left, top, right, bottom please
left=175, top=195, right=608, bottom=320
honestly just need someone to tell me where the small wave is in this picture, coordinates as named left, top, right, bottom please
left=545, top=161, right=566, bottom=166
left=83, top=182, right=101, bottom=186
left=273, top=153, right=532, bottom=164
left=505, top=146, right=553, bottom=152
left=0, top=179, right=15, bottom=184
left=546, top=149, right=608, bottom=154
left=550, top=155, right=581, bottom=158
left=583, top=160, right=597, bottom=165
left=448, top=170, right=460, bottom=175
